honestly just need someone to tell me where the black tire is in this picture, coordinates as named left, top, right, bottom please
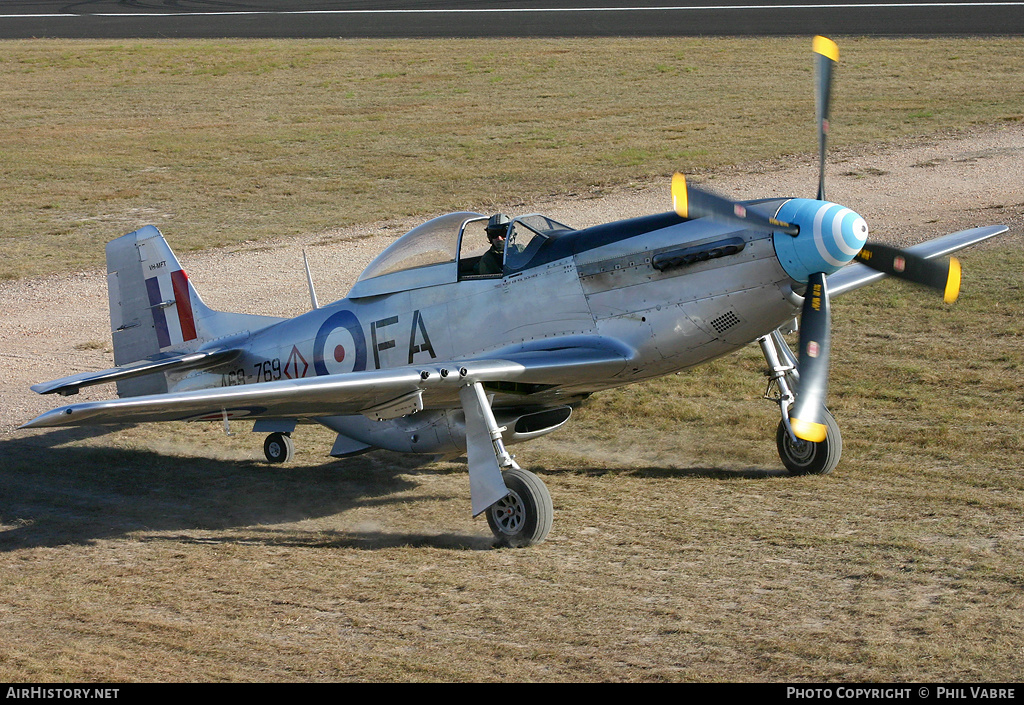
left=485, top=467, right=553, bottom=548
left=263, top=432, right=294, bottom=464
left=777, top=408, right=842, bottom=476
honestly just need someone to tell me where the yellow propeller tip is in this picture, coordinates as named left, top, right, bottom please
left=813, top=36, right=839, bottom=62
left=944, top=256, right=962, bottom=303
left=672, top=172, right=689, bottom=218
left=791, top=417, right=828, bottom=443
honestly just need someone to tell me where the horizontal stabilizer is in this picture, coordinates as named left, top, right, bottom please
left=30, top=348, right=242, bottom=396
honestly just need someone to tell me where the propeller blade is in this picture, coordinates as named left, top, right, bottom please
left=789, top=272, right=831, bottom=443
left=813, top=35, right=838, bottom=202
left=672, top=173, right=799, bottom=236
left=855, top=242, right=962, bottom=302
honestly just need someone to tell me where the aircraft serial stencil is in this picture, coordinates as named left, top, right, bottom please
left=22, top=38, right=1008, bottom=547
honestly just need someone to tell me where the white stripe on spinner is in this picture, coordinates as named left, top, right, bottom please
left=813, top=203, right=846, bottom=268
left=831, top=207, right=866, bottom=256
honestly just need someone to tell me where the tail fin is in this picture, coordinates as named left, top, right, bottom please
left=105, top=225, right=282, bottom=396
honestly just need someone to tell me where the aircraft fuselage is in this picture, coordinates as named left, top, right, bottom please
left=171, top=210, right=802, bottom=415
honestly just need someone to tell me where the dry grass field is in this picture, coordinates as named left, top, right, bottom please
left=0, top=38, right=1022, bottom=682
left=3, top=37, right=1024, bottom=279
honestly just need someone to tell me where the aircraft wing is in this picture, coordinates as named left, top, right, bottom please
left=20, top=346, right=628, bottom=429
left=30, top=348, right=243, bottom=396
left=827, top=225, right=1007, bottom=297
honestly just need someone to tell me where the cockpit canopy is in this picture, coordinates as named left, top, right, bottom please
left=347, top=211, right=575, bottom=298
left=348, top=212, right=482, bottom=298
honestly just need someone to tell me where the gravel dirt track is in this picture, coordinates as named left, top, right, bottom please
left=4, top=123, right=1024, bottom=436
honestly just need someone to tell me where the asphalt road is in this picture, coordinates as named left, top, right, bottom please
left=1, top=1, right=1022, bottom=39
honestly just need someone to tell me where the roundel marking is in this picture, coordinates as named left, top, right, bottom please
left=314, top=310, right=367, bottom=375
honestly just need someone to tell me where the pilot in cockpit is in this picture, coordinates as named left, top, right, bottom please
left=474, top=213, right=512, bottom=275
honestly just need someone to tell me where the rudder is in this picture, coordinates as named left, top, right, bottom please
left=105, top=225, right=281, bottom=397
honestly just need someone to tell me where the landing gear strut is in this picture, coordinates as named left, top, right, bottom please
left=459, top=380, right=553, bottom=547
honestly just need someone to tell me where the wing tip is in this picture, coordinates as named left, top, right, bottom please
left=18, top=409, right=65, bottom=430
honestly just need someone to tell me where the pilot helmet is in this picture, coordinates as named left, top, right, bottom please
left=485, top=213, right=511, bottom=240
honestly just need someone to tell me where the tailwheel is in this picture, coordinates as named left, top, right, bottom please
left=263, top=432, right=295, bottom=464
left=777, top=408, right=842, bottom=476
left=486, top=467, right=553, bottom=548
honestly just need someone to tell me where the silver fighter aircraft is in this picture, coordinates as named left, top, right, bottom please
left=21, top=38, right=1008, bottom=547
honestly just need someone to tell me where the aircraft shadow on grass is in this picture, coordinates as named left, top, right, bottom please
left=0, top=426, right=782, bottom=552
left=0, top=426, right=487, bottom=551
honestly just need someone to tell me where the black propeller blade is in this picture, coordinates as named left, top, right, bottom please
left=671, top=173, right=799, bottom=236
left=789, top=273, right=831, bottom=443
left=814, top=36, right=838, bottom=202
left=855, top=243, right=962, bottom=303
left=784, top=35, right=838, bottom=442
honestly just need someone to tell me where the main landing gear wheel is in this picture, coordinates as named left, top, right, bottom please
left=263, top=432, right=294, bottom=464
left=777, top=408, right=843, bottom=476
left=486, top=467, right=553, bottom=548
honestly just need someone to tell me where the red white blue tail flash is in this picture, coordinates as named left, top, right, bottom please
left=145, top=268, right=198, bottom=348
